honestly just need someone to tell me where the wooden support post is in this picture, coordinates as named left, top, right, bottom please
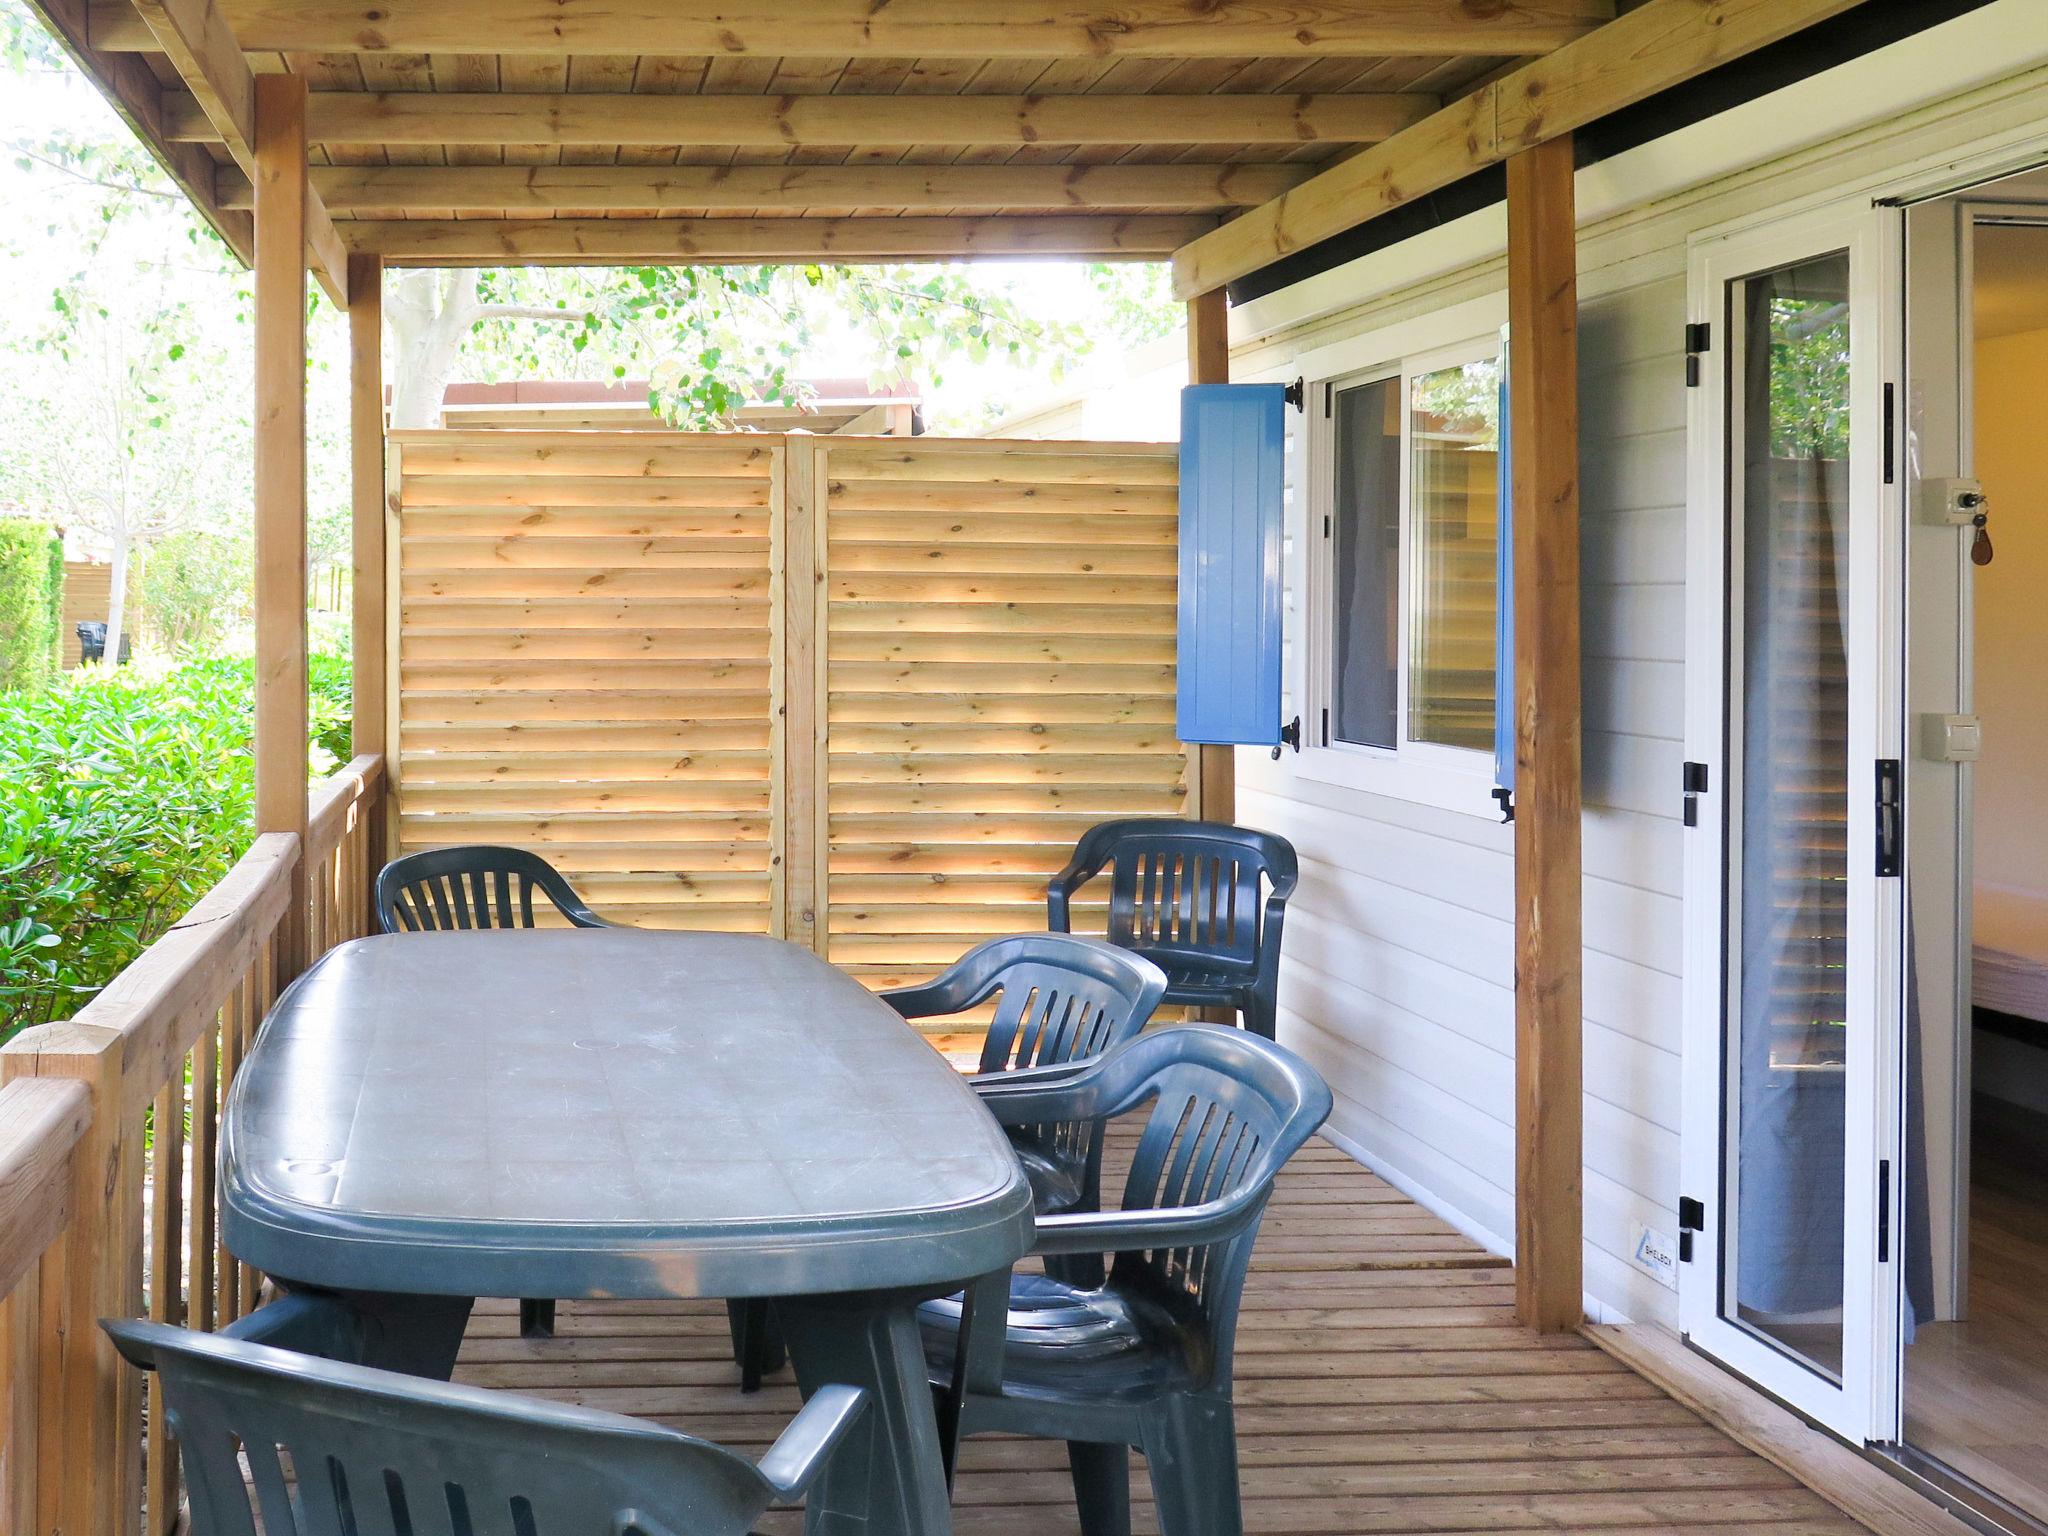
left=1507, top=133, right=1585, bottom=1333
left=254, top=72, right=309, bottom=981
left=777, top=439, right=827, bottom=954
left=2, top=1026, right=140, bottom=1536
left=1185, top=287, right=1235, bottom=828
left=348, top=251, right=386, bottom=877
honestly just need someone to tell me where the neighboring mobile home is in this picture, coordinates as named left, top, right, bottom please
left=10, top=2, right=2048, bottom=1534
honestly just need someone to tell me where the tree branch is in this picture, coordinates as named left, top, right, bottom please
left=7, top=143, right=179, bottom=201
left=471, top=304, right=592, bottom=325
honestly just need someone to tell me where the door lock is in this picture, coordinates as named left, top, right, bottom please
left=1924, top=478, right=1995, bottom=564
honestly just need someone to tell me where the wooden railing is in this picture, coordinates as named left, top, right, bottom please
left=0, top=752, right=386, bottom=1536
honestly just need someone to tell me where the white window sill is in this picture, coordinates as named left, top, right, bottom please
left=1289, top=741, right=1504, bottom=820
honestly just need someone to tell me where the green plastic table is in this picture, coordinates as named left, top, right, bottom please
left=220, top=929, right=1036, bottom=1536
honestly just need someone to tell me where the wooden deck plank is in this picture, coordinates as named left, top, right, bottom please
left=449, top=1129, right=1868, bottom=1535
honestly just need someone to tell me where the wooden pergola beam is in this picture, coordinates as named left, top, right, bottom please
left=125, top=0, right=347, bottom=304
left=219, top=162, right=1308, bottom=215
left=87, top=0, right=1613, bottom=57
left=160, top=89, right=1439, bottom=148
left=342, top=214, right=1214, bottom=265
left=1169, top=0, right=1873, bottom=298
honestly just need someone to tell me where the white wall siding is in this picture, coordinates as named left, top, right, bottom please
left=1230, top=267, right=1692, bottom=1327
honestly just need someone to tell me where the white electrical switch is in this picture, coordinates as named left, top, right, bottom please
left=1920, top=713, right=1982, bottom=762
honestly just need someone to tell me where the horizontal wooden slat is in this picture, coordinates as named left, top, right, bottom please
left=402, top=509, right=768, bottom=539
left=828, top=575, right=1176, bottom=606
left=825, top=479, right=1176, bottom=515
left=87, top=0, right=1609, bottom=56
left=286, top=91, right=1437, bottom=148
left=403, top=474, right=771, bottom=508
left=347, top=216, right=1220, bottom=266
left=223, top=163, right=1307, bottom=214
left=404, top=628, right=772, bottom=661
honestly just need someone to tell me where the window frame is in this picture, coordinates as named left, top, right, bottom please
left=1295, top=300, right=1508, bottom=819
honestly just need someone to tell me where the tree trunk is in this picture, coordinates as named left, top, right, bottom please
left=103, top=530, right=129, bottom=665
left=386, top=270, right=480, bottom=429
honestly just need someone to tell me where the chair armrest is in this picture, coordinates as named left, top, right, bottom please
left=1030, top=1186, right=1269, bottom=1257
left=966, top=1059, right=1092, bottom=1095
left=1045, top=847, right=1108, bottom=934
left=880, top=977, right=968, bottom=1020
left=563, top=902, right=614, bottom=929
left=755, top=1384, right=868, bottom=1502
left=965, top=1067, right=1107, bottom=1127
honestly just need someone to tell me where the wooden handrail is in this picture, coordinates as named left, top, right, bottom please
left=307, top=752, right=386, bottom=868
left=43, top=833, right=298, bottom=1119
left=0, top=1079, right=89, bottom=1302
left=2, top=749, right=390, bottom=1536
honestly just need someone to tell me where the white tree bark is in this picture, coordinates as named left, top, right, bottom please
left=384, top=270, right=594, bottom=428
left=102, top=527, right=129, bottom=662
left=386, top=269, right=480, bottom=429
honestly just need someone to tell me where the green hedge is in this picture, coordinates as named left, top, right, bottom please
left=0, top=653, right=353, bottom=1041
left=0, top=521, right=61, bottom=695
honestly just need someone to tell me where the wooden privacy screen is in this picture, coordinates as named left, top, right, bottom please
left=394, top=433, right=780, bottom=933
left=391, top=430, right=1189, bottom=998
left=818, top=439, right=1187, bottom=989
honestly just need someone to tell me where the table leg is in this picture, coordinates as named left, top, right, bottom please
left=223, top=1288, right=474, bottom=1381
left=776, top=1294, right=952, bottom=1536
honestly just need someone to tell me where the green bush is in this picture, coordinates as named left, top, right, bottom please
left=0, top=520, right=61, bottom=694
left=0, top=652, right=352, bottom=1040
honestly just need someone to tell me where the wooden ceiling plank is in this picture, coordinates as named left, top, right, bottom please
left=1170, top=0, right=1874, bottom=298
left=298, top=90, right=1436, bottom=148
left=221, top=160, right=1309, bottom=212
left=86, top=1, right=1614, bottom=58
left=346, top=213, right=1218, bottom=263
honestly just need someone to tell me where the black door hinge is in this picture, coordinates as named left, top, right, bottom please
left=1684, top=322, right=1712, bottom=388
left=1678, top=1196, right=1705, bottom=1264
left=1876, top=1160, right=1892, bottom=1263
left=1875, top=758, right=1902, bottom=877
left=1284, top=377, right=1305, bottom=412
left=1682, top=761, right=1709, bottom=827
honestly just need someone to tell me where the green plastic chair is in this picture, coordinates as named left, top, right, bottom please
left=376, top=845, right=612, bottom=934
left=919, top=1025, right=1332, bottom=1536
left=103, top=1317, right=865, bottom=1536
left=731, top=934, right=1168, bottom=1391
left=1048, top=819, right=1298, bottom=1040
left=885, top=933, right=1169, bottom=1223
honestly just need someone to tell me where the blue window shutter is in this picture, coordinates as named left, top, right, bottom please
left=1493, top=335, right=1516, bottom=806
left=1178, top=383, right=1285, bottom=746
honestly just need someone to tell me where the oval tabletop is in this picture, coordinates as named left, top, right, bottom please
left=220, top=930, right=1035, bottom=1301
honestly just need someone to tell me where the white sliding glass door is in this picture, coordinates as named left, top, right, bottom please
left=1680, top=204, right=1904, bottom=1439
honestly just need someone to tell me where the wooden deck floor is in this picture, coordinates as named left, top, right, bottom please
left=452, top=1135, right=1867, bottom=1536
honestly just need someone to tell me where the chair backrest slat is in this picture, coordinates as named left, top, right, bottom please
left=376, top=847, right=607, bottom=935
